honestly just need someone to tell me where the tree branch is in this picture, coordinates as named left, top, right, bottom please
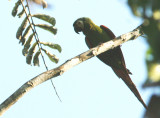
left=0, top=25, right=143, bottom=116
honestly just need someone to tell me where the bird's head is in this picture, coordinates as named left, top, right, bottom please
left=73, top=17, right=93, bottom=34
left=73, top=18, right=85, bottom=34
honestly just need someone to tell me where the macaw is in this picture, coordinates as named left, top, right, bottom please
left=73, top=17, right=147, bottom=109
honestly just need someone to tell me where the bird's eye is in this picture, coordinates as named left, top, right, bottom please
left=77, top=21, right=82, bottom=26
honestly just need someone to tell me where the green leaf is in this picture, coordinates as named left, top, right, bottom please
left=17, top=5, right=27, bottom=18
left=16, top=17, right=28, bottom=40
left=33, top=50, right=41, bottom=66
left=41, top=48, right=59, bottom=63
left=35, top=24, right=57, bottom=35
left=26, top=42, right=38, bottom=65
left=148, top=62, right=160, bottom=82
left=20, top=25, right=32, bottom=45
left=40, top=42, right=62, bottom=53
left=22, top=32, right=35, bottom=56
left=12, top=0, right=21, bottom=17
left=32, top=14, right=56, bottom=26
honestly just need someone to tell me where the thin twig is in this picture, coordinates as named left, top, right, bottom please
left=20, top=0, right=61, bottom=102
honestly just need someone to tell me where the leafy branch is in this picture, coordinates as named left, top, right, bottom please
left=12, top=0, right=60, bottom=66
left=11, top=0, right=62, bottom=101
left=0, top=24, right=143, bottom=116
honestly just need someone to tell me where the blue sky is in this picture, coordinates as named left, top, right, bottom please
left=1, top=0, right=152, bottom=118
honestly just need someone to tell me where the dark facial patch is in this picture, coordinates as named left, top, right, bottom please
left=73, top=19, right=84, bottom=34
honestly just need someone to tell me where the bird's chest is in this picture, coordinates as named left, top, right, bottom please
left=86, top=31, right=111, bottom=48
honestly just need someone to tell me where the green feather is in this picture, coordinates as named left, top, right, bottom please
left=82, top=18, right=112, bottom=47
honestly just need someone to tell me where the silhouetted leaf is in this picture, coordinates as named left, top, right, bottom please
left=16, top=17, right=28, bottom=40
left=32, top=14, right=55, bottom=26
left=40, top=42, right=62, bottom=53
left=26, top=42, right=37, bottom=65
left=33, top=50, right=41, bottom=66
left=12, top=0, right=21, bottom=17
left=22, top=32, right=35, bottom=56
left=35, top=24, right=57, bottom=35
left=17, top=5, right=27, bottom=18
left=20, top=25, right=32, bottom=45
left=41, top=48, right=59, bottom=63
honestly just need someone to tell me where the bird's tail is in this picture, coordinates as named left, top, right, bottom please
left=111, top=67, right=148, bottom=109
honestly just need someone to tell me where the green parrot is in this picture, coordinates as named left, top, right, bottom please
left=73, top=17, right=147, bottom=109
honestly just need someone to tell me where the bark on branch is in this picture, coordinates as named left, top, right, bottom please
left=0, top=25, right=143, bottom=116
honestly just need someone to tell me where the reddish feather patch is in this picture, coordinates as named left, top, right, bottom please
left=100, top=25, right=116, bottom=39
left=85, top=37, right=93, bottom=48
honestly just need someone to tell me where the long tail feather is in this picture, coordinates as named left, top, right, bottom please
left=112, top=67, right=148, bottom=109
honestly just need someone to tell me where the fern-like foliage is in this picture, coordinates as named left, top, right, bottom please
left=12, top=0, right=61, bottom=66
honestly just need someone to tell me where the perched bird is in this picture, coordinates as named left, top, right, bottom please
left=73, top=17, right=147, bottom=109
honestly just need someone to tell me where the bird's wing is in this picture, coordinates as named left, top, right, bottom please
left=85, top=25, right=147, bottom=109
left=101, top=25, right=148, bottom=108
left=85, top=25, right=128, bottom=71
left=100, top=25, right=127, bottom=68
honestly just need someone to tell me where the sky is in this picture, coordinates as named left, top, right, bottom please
left=0, top=0, right=152, bottom=118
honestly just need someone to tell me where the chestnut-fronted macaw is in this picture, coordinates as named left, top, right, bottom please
left=73, top=17, right=147, bottom=109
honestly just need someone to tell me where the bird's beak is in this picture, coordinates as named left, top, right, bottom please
left=73, top=24, right=82, bottom=34
left=74, top=26, right=80, bottom=34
